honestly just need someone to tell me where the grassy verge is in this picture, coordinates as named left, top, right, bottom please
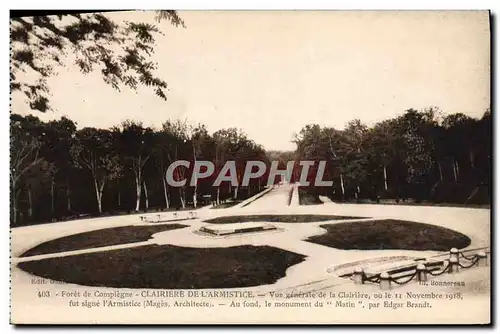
left=306, top=219, right=471, bottom=251
left=337, top=199, right=490, bottom=209
left=210, top=200, right=242, bottom=209
left=12, top=206, right=203, bottom=228
left=377, top=201, right=490, bottom=209
left=204, top=214, right=365, bottom=224
left=18, top=245, right=305, bottom=289
left=241, top=187, right=273, bottom=208
left=298, top=189, right=323, bottom=205
left=20, top=224, right=188, bottom=257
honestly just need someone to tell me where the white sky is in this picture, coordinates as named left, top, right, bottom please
left=11, top=10, right=490, bottom=151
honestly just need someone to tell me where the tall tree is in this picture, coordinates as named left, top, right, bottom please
left=42, top=117, right=77, bottom=214
left=119, top=121, right=154, bottom=211
left=341, top=120, right=369, bottom=198
left=212, top=128, right=251, bottom=199
left=366, top=119, right=399, bottom=192
left=152, top=129, right=175, bottom=209
left=71, top=127, right=122, bottom=213
left=162, top=119, right=190, bottom=208
left=395, top=109, right=437, bottom=199
left=189, top=124, right=211, bottom=207
left=10, top=115, right=45, bottom=224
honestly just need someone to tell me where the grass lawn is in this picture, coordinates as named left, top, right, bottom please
left=20, top=224, right=189, bottom=257
left=306, top=219, right=471, bottom=251
left=18, top=245, right=305, bottom=289
left=298, top=189, right=323, bottom=205
left=204, top=214, right=365, bottom=224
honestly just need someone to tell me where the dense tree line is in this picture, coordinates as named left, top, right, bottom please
left=10, top=114, right=270, bottom=226
left=10, top=107, right=491, bottom=226
left=292, top=108, right=491, bottom=205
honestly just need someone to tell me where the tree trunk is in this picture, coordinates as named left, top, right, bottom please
left=66, top=179, right=71, bottom=213
left=11, top=179, right=17, bottom=225
left=340, top=173, right=345, bottom=198
left=162, top=176, right=170, bottom=209
left=135, top=176, right=142, bottom=211
left=12, top=195, right=17, bottom=225
left=383, top=165, right=388, bottom=191
left=97, top=193, right=102, bottom=214
left=192, top=141, right=197, bottom=208
left=99, top=182, right=105, bottom=213
left=437, top=162, right=443, bottom=183
left=143, top=181, right=149, bottom=210
left=51, top=177, right=55, bottom=220
left=94, top=179, right=103, bottom=214
left=452, top=158, right=458, bottom=182
left=179, top=188, right=186, bottom=208
left=27, top=185, right=33, bottom=219
left=117, top=179, right=121, bottom=208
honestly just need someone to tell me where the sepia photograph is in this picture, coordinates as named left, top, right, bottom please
left=9, top=9, right=491, bottom=325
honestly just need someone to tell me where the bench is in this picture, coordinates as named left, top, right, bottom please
left=140, top=211, right=198, bottom=223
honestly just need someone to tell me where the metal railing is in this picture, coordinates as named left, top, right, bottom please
left=347, top=247, right=489, bottom=290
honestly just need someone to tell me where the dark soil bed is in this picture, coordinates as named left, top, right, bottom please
left=18, top=245, right=305, bottom=289
left=204, top=214, right=365, bottom=224
left=21, top=224, right=188, bottom=257
left=306, top=219, right=471, bottom=251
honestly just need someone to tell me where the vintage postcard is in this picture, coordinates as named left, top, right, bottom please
left=9, top=10, right=491, bottom=324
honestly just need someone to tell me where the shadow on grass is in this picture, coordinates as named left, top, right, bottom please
left=306, top=219, right=471, bottom=251
left=204, top=214, right=365, bottom=224
left=20, top=224, right=189, bottom=257
left=18, top=245, right=305, bottom=289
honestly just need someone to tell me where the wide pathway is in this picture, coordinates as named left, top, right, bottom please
left=240, top=184, right=293, bottom=210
